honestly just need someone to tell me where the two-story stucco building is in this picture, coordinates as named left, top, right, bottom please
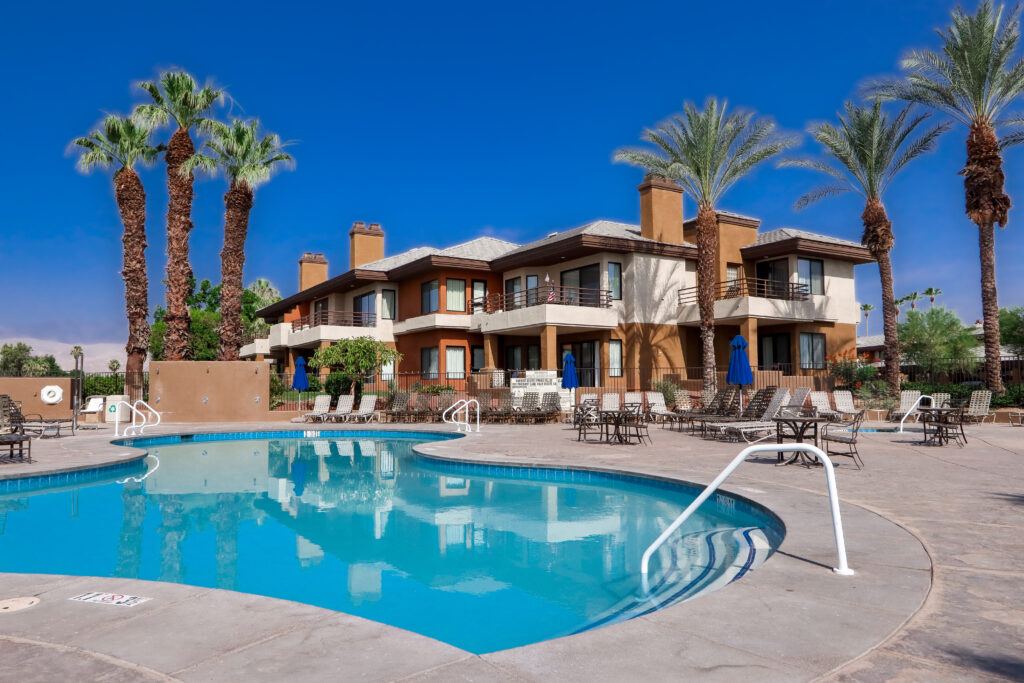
left=242, top=178, right=873, bottom=386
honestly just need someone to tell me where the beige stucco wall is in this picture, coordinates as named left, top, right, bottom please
left=149, top=361, right=273, bottom=423
left=623, top=253, right=692, bottom=325
left=0, top=377, right=74, bottom=419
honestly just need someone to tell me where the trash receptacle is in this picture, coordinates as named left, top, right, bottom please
left=105, top=395, right=129, bottom=423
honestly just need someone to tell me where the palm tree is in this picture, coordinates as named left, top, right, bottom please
left=903, top=291, right=922, bottom=311
left=183, top=119, right=293, bottom=360
left=923, top=286, right=943, bottom=307
left=135, top=71, right=223, bottom=361
left=895, top=295, right=907, bottom=322
left=867, top=1, right=1024, bottom=394
left=780, top=102, right=946, bottom=395
left=71, top=115, right=161, bottom=395
left=615, top=98, right=798, bottom=392
left=861, top=303, right=875, bottom=335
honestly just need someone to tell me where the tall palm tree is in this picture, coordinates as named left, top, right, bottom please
left=780, top=101, right=946, bottom=395
left=867, top=1, right=1024, bottom=394
left=861, top=303, right=874, bottom=335
left=135, top=71, right=223, bottom=361
left=616, top=98, right=797, bottom=392
left=71, top=115, right=162, bottom=394
left=183, top=119, right=293, bottom=360
left=923, top=286, right=943, bottom=307
left=903, top=291, right=922, bottom=311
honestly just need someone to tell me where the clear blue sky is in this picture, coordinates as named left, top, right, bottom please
left=2, top=0, right=1023, bottom=350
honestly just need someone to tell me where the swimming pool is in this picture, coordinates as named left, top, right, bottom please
left=0, top=430, right=784, bottom=653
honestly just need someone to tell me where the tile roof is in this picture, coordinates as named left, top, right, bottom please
left=747, top=227, right=863, bottom=249
left=439, top=236, right=519, bottom=260
left=358, top=246, right=436, bottom=272
left=856, top=334, right=885, bottom=348
left=499, top=219, right=696, bottom=258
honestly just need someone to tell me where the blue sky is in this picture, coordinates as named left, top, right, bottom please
left=2, top=0, right=1023, bottom=363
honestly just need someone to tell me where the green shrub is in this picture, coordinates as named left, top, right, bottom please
left=900, top=381, right=1024, bottom=408
left=855, top=380, right=896, bottom=410
left=325, top=371, right=361, bottom=399
left=83, top=374, right=125, bottom=398
left=410, top=382, right=456, bottom=395
left=652, top=379, right=680, bottom=408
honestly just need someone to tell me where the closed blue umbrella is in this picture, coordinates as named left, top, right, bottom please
left=561, top=351, right=579, bottom=390
left=292, top=356, right=310, bottom=392
left=726, top=335, right=754, bottom=409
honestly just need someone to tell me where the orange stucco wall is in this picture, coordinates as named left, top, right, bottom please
left=396, top=269, right=500, bottom=321
left=0, top=377, right=74, bottom=419
left=149, top=361, right=274, bottom=422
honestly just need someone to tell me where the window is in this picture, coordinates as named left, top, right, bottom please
left=445, top=346, right=466, bottom=379
left=420, top=347, right=439, bottom=379
left=505, top=345, right=522, bottom=370
left=526, top=274, right=539, bottom=306
left=421, top=280, right=439, bottom=314
left=353, top=291, right=375, bottom=326
left=754, top=259, right=789, bottom=298
left=504, top=277, right=522, bottom=309
left=609, top=339, right=623, bottom=377
left=381, top=289, right=396, bottom=320
left=758, top=333, right=791, bottom=370
left=526, top=344, right=540, bottom=370
left=725, top=263, right=742, bottom=296
left=799, top=333, right=826, bottom=370
left=471, top=345, right=485, bottom=372
left=471, top=280, right=487, bottom=313
left=798, top=258, right=824, bottom=295
left=313, top=298, right=329, bottom=315
left=561, top=263, right=601, bottom=305
left=608, top=262, right=622, bottom=300
left=446, top=278, right=466, bottom=312
left=380, top=357, right=395, bottom=380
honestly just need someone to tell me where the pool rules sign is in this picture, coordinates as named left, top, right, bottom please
left=70, top=592, right=151, bottom=607
left=510, top=370, right=573, bottom=412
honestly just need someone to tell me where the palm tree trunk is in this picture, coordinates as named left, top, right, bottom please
left=163, top=127, right=196, bottom=361
left=861, top=200, right=900, bottom=396
left=963, top=123, right=1008, bottom=394
left=218, top=182, right=254, bottom=360
left=695, top=202, right=718, bottom=394
left=113, top=167, right=149, bottom=399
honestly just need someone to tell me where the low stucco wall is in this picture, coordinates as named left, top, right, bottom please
left=0, top=377, right=74, bottom=419
left=149, top=361, right=277, bottom=423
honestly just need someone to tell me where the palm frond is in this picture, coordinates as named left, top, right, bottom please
left=137, top=70, right=224, bottom=130
left=188, top=118, right=294, bottom=189
left=793, top=185, right=852, bottom=211
left=69, top=113, right=161, bottom=175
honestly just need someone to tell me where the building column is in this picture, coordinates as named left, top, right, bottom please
left=740, top=318, right=759, bottom=368
left=318, top=341, right=332, bottom=380
left=481, top=334, right=500, bottom=371
left=540, top=325, right=559, bottom=370
left=287, top=348, right=301, bottom=374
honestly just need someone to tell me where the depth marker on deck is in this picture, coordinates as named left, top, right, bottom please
left=69, top=592, right=151, bottom=607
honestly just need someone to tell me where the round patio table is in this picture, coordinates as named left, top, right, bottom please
left=918, top=407, right=958, bottom=446
left=773, top=415, right=830, bottom=465
left=598, top=409, right=638, bottom=444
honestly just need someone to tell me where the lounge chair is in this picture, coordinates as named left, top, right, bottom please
left=531, top=392, right=561, bottom=423
left=406, top=393, right=433, bottom=422
left=484, top=391, right=513, bottom=423
left=809, top=391, right=842, bottom=421
left=303, top=394, right=333, bottom=422
left=718, top=389, right=792, bottom=444
left=343, top=394, right=378, bottom=423
left=963, top=390, right=995, bottom=424
left=822, top=411, right=866, bottom=469
left=833, top=390, right=858, bottom=418
left=694, top=388, right=771, bottom=435
left=384, top=391, right=409, bottom=423
left=80, top=395, right=106, bottom=424
left=624, top=391, right=643, bottom=411
left=514, top=392, right=540, bottom=423
left=578, top=392, right=598, bottom=406
left=930, top=392, right=952, bottom=409
left=786, top=386, right=811, bottom=413
left=887, top=390, right=922, bottom=422
left=324, top=395, right=355, bottom=422
left=435, top=391, right=458, bottom=421
left=645, top=391, right=679, bottom=427
left=601, top=393, right=620, bottom=412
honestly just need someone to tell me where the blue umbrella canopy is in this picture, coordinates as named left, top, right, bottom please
left=292, top=356, right=310, bottom=392
left=726, top=335, right=754, bottom=387
left=561, top=351, right=579, bottom=390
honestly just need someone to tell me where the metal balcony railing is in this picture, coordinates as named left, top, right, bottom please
left=678, top=278, right=810, bottom=306
left=241, top=330, right=270, bottom=345
left=291, top=310, right=377, bottom=330
left=479, top=285, right=613, bottom=313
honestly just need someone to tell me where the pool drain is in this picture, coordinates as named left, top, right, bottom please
left=0, top=597, right=40, bottom=613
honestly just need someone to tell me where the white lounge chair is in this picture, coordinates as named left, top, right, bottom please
left=888, top=390, right=922, bottom=422
left=930, top=392, right=951, bottom=409
left=645, top=391, right=679, bottom=426
left=964, top=390, right=995, bottom=423
left=624, top=391, right=643, bottom=410
left=833, top=390, right=858, bottom=418
left=343, top=394, right=379, bottom=423
left=303, top=394, right=333, bottom=422
left=601, top=393, right=620, bottom=411
left=325, top=395, right=355, bottom=422
left=810, top=391, right=842, bottom=421
left=786, top=386, right=811, bottom=413
left=80, top=395, right=105, bottom=424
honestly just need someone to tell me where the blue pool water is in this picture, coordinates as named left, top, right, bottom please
left=0, top=431, right=784, bottom=653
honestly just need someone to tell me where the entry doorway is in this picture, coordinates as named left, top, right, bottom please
left=759, top=333, right=792, bottom=371
left=562, top=340, right=599, bottom=387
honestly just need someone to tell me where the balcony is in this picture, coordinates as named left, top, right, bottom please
left=239, top=331, right=270, bottom=358
left=678, top=278, right=827, bottom=325
left=292, top=311, right=376, bottom=329
left=475, top=285, right=618, bottom=334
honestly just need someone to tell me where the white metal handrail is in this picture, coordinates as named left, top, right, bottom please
left=640, top=443, right=853, bottom=593
left=442, top=399, right=480, bottom=433
left=898, top=394, right=932, bottom=433
left=114, top=400, right=147, bottom=437
left=117, top=454, right=160, bottom=484
left=132, top=399, right=162, bottom=434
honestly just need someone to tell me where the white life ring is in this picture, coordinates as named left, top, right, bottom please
left=41, top=385, right=63, bottom=405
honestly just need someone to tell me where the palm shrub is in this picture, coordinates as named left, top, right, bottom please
left=867, top=1, right=1024, bottom=393
left=616, top=98, right=797, bottom=393
left=183, top=119, right=293, bottom=360
left=780, top=101, right=947, bottom=395
left=135, top=71, right=223, bottom=360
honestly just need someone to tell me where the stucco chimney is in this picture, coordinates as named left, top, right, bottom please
left=638, top=176, right=684, bottom=244
left=350, top=221, right=385, bottom=269
left=298, top=252, right=328, bottom=291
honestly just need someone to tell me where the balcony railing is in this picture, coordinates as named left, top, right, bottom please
left=479, top=285, right=613, bottom=313
left=291, top=310, right=377, bottom=330
left=241, top=330, right=270, bottom=345
left=678, top=278, right=810, bottom=306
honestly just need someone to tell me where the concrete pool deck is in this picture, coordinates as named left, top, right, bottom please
left=0, top=421, right=1021, bottom=681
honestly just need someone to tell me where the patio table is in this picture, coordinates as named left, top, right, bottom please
left=0, top=434, right=31, bottom=461
left=919, top=407, right=959, bottom=446
left=773, top=415, right=830, bottom=465
left=598, top=410, right=636, bottom=444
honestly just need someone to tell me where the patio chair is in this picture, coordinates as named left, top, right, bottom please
left=833, top=390, right=858, bottom=418
left=930, top=392, right=952, bottom=409
left=887, top=390, right=922, bottom=422
left=930, top=406, right=968, bottom=446
left=700, top=387, right=716, bottom=410
left=695, top=388, right=773, bottom=435
left=623, top=403, right=650, bottom=445
left=384, top=391, right=409, bottom=423
left=600, top=393, right=620, bottom=412
left=324, top=395, right=355, bottom=422
left=406, top=393, right=433, bottom=422
left=303, top=394, right=333, bottom=422
left=514, top=392, right=540, bottom=423
left=963, top=390, right=995, bottom=424
left=809, top=391, right=842, bottom=421
left=645, top=392, right=679, bottom=427
left=80, top=395, right=106, bottom=424
left=435, top=391, right=457, bottom=421
left=343, top=394, right=379, bottom=423
left=821, top=410, right=866, bottom=469
left=484, top=391, right=513, bottom=423
left=718, top=388, right=792, bottom=444
left=576, top=400, right=602, bottom=440
left=534, top=392, right=561, bottom=423
left=578, top=392, right=598, bottom=406
left=671, top=390, right=697, bottom=430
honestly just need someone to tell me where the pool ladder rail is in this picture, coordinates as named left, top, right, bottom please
left=443, top=399, right=480, bottom=433
left=114, top=399, right=162, bottom=437
left=898, top=394, right=933, bottom=433
left=640, top=443, right=854, bottom=594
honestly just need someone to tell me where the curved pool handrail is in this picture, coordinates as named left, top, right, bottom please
left=117, top=453, right=160, bottom=483
left=114, top=400, right=147, bottom=437
left=898, top=394, right=932, bottom=433
left=442, top=400, right=466, bottom=425
left=442, top=399, right=480, bottom=433
left=132, top=399, right=162, bottom=434
left=640, top=443, right=853, bottom=594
